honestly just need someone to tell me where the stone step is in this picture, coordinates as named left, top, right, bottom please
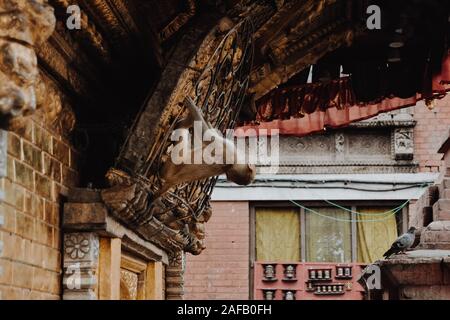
left=419, top=242, right=450, bottom=250
left=445, top=167, right=450, bottom=177
left=441, top=188, right=450, bottom=200
left=445, top=190, right=450, bottom=200
left=432, top=200, right=450, bottom=221
left=433, top=210, right=450, bottom=221
left=437, top=183, right=450, bottom=199
left=434, top=199, right=450, bottom=211
left=443, top=178, right=450, bottom=189
left=422, top=231, right=450, bottom=243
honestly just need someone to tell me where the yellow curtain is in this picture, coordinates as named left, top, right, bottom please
left=357, top=207, right=398, bottom=263
left=305, top=208, right=352, bottom=263
left=256, top=208, right=300, bottom=261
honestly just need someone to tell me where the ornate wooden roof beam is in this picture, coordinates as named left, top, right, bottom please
left=249, top=0, right=365, bottom=99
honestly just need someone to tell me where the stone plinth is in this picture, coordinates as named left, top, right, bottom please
left=419, top=221, right=450, bottom=250
left=379, top=250, right=450, bottom=300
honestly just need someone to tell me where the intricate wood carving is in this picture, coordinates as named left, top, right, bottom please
left=120, top=269, right=139, bottom=300
left=52, top=0, right=112, bottom=64
left=75, top=0, right=142, bottom=55
left=36, top=73, right=75, bottom=135
left=0, top=0, right=55, bottom=125
left=159, top=0, right=196, bottom=42
left=248, top=0, right=365, bottom=99
left=101, top=18, right=253, bottom=255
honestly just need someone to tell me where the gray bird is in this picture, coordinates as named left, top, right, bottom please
left=383, top=227, right=416, bottom=258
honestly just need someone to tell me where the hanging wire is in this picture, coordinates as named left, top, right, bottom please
left=321, top=199, right=409, bottom=216
left=300, top=182, right=431, bottom=216
left=289, top=199, right=406, bottom=223
left=260, top=180, right=431, bottom=222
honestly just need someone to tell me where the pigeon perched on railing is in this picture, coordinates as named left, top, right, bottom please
left=383, top=227, right=416, bottom=259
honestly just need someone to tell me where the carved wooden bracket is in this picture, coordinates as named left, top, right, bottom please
left=58, top=16, right=253, bottom=267
left=0, top=0, right=55, bottom=125
left=101, top=18, right=254, bottom=255
left=94, top=175, right=211, bottom=256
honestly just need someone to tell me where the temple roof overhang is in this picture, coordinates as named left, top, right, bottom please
left=239, top=0, right=450, bottom=135
left=2, top=0, right=449, bottom=257
left=3, top=0, right=449, bottom=137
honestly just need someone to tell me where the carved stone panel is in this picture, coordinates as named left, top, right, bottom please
left=394, top=128, right=414, bottom=160
left=271, top=125, right=416, bottom=173
left=165, top=251, right=185, bottom=300
left=347, top=130, right=391, bottom=158
left=119, top=254, right=148, bottom=300
left=335, top=132, right=345, bottom=161
left=63, top=232, right=99, bottom=300
left=120, top=269, right=139, bottom=300
left=280, top=134, right=335, bottom=163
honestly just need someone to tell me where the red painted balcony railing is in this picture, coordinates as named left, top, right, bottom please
left=254, top=262, right=367, bottom=300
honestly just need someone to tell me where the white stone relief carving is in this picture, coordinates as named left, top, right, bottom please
left=394, top=128, right=414, bottom=160
left=63, top=232, right=99, bottom=300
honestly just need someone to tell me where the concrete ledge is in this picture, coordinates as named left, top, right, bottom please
left=404, top=249, right=450, bottom=258
left=213, top=173, right=438, bottom=201
left=379, top=250, right=450, bottom=286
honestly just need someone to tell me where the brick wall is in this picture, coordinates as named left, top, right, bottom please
left=413, top=95, right=450, bottom=172
left=0, top=116, right=79, bottom=299
left=184, top=202, right=250, bottom=300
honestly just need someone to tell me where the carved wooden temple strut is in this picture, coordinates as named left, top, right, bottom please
left=61, top=14, right=254, bottom=298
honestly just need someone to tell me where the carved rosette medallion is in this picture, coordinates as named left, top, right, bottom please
left=62, top=232, right=99, bottom=300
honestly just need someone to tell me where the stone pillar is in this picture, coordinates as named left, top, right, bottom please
left=62, top=189, right=171, bottom=300
left=62, top=232, right=99, bottom=300
left=98, top=238, right=121, bottom=300
left=0, top=0, right=55, bottom=125
left=165, top=251, right=185, bottom=300
left=146, top=261, right=164, bottom=300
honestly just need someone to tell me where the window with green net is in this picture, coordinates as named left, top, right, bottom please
left=305, top=207, right=352, bottom=263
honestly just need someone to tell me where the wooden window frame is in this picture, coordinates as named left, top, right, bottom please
left=121, top=254, right=148, bottom=300
left=119, top=253, right=165, bottom=300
